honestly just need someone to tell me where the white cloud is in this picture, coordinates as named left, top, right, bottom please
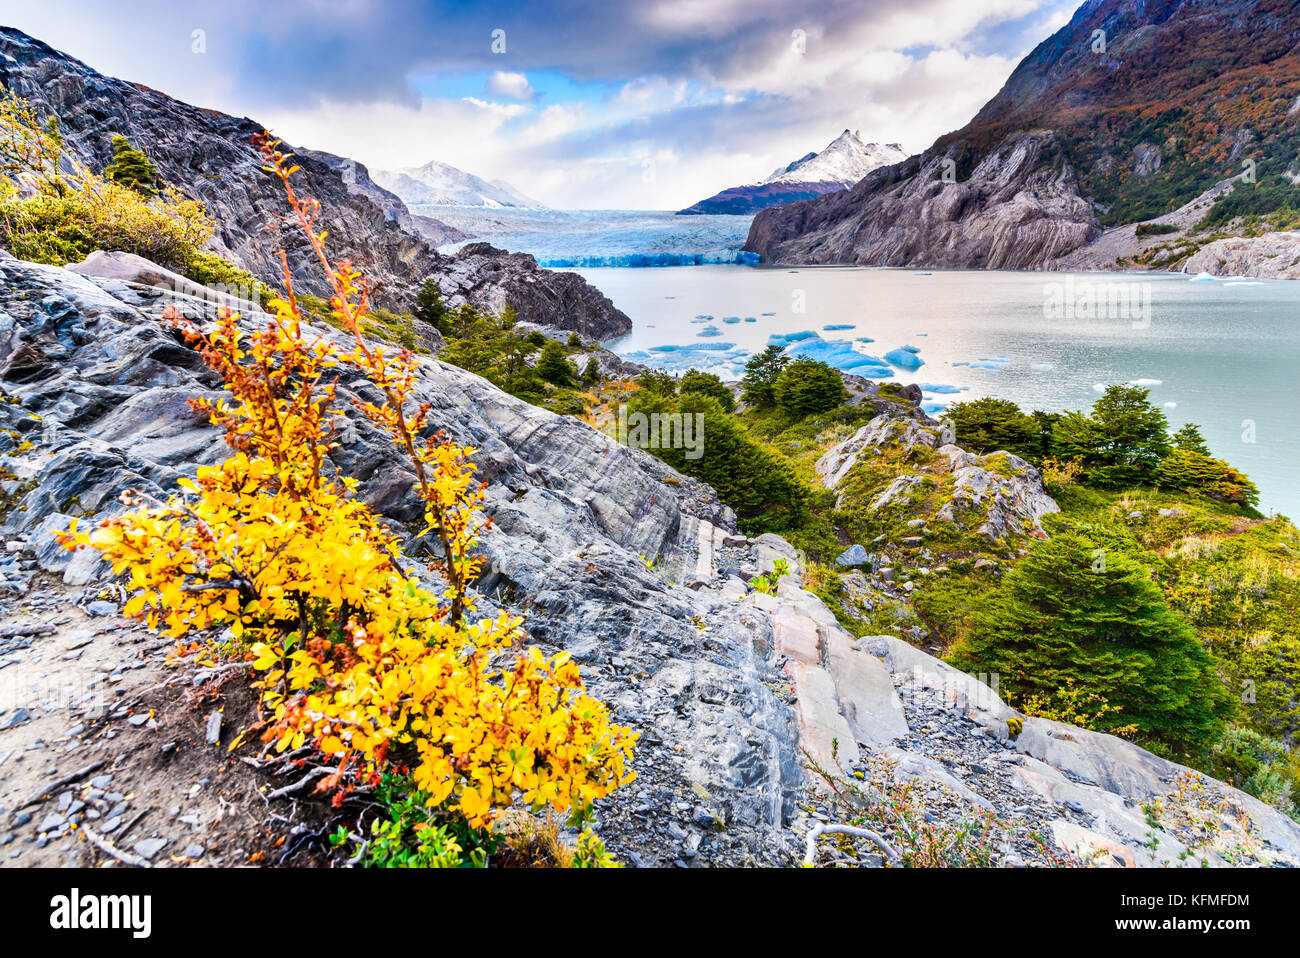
left=485, top=71, right=535, bottom=100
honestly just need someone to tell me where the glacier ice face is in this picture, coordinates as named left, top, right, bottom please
left=430, top=208, right=758, bottom=268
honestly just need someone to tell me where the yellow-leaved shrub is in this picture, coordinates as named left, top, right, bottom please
left=61, top=132, right=637, bottom=833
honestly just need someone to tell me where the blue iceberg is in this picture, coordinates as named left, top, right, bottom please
left=885, top=346, right=925, bottom=369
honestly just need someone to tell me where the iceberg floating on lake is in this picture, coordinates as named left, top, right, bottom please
left=885, top=346, right=925, bottom=369
left=921, top=401, right=949, bottom=415
left=919, top=384, right=964, bottom=394
left=1031, top=363, right=1053, bottom=371
left=1127, top=378, right=1162, bottom=387
left=697, top=326, right=723, bottom=337
left=824, top=324, right=856, bottom=331
left=722, top=317, right=741, bottom=324
left=779, top=337, right=894, bottom=377
left=768, top=330, right=821, bottom=348
left=1190, top=272, right=1217, bottom=282
left=1164, top=401, right=1177, bottom=408
left=743, top=317, right=757, bottom=322
left=855, top=336, right=875, bottom=343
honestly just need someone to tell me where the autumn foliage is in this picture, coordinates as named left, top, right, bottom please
left=61, top=133, right=636, bottom=836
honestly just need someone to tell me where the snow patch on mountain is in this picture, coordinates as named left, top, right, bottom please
left=374, top=160, right=545, bottom=209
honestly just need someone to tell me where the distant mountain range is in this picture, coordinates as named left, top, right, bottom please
left=374, top=160, right=545, bottom=209
left=747, top=0, right=1300, bottom=274
left=677, top=131, right=907, bottom=215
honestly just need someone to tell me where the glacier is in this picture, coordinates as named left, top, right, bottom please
left=428, top=207, right=758, bottom=268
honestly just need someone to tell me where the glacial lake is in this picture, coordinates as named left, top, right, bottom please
left=578, top=265, right=1300, bottom=519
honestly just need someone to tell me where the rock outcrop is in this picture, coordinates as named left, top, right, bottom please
left=1182, top=232, right=1300, bottom=280
left=435, top=243, right=632, bottom=341
left=815, top=411, right=1059, bottom=540
left=0, top=27, right=630, bottom=339
left=747, top=132, right=1098, bottom=269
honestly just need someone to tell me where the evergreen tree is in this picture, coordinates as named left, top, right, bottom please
left=679, top=368, right=735, bottom=412
left=581, top=356, right=600, bottom=387
left=772, top=357, right=845, bottom=418
left=536, top=339, right=574, bottom=386
left=414, top=278, right=451, bottom=337
left=1051, top=385, right=1170, bottom=487
left=947, top=397, right=1040, bottom=457
left=946, top=531, right=1231, bottom=749
left=635, top=368, right=677, bottom=397
left=104, top=135, right=159, bottom=196
left=1170, top=422, right=1212, bottom=455
left=740, top=345, right=790, bottom=407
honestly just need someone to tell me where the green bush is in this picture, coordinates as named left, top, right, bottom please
left=947, top=397, right=1041, bottom=458
left=946, top=529, right=1232, bottom=750
left=772, top=357, right=845, bottom=418
left=679, top=368, right=735, bottom=412
left=635, top=368, right=677, bottom=397
left=625, top=390, right=808, bottom=526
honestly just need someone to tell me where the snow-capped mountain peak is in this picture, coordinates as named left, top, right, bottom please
left=373, top=160, right=545, bottom=209
left=676, top=129, right=909, bottom=215
left=761, top=130, right=906, bottom=188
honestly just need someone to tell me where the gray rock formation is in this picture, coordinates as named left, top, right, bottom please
left=435, top=243, right=631, bottom=341
left=815, top=411, right=1058, bottom=540
left=747, top=132, right=1099, bottom=270
left=1182, top=232, right=1300, bottom=280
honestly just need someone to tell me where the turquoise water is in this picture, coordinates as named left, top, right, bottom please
left=577, top=265, right=1300, bottom=518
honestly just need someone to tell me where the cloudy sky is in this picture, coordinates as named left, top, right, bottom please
left=0, top=0, right=1079, bottom=209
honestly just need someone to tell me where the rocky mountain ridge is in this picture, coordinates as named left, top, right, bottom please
left=748, top=131, right=1099, bottom=269
left=0, top=27, right=630, bottom=339
left=2, top=253, right=1297, bottom=867
left=746, top=0, right=1300, bottom=278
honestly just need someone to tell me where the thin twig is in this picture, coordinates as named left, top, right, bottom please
left=264, top=766, right=332, bottom=801
left=82, top=825, right=152, bottom=868
left=803, top=822, right=899, bottom=867
left=15, top=758, right=109, bottom=811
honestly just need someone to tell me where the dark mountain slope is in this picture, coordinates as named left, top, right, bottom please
left=747, top=0, right=1300, bottom=267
